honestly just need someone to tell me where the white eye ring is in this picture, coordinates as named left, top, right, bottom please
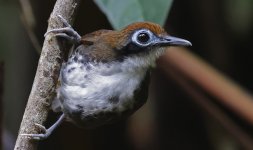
left=132, top=29, right=153, bottom=47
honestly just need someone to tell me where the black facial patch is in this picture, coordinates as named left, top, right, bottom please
left=120, top=42, right=147, bottom=54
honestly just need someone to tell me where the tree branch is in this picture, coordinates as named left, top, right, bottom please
left=14, top=0, right=81, bottom=149
left=159, top=59, right=253, bottom=149
left=159, top=47, right=253, bottom=125
left=19, top=0, right=41, bottom=54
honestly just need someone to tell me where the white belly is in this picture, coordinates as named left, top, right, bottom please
left=58, top=60, right=147, bottom=116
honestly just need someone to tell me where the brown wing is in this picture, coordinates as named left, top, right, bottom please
left=81, top=29, right=112, bottom=46
left=76, top=29, right=120, bottom=62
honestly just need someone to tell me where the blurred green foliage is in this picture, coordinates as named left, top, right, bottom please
left=94, top=0, right=173, bottom=30
left=225, top=0, right=253, bottom=36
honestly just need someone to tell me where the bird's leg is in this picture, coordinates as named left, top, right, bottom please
left=45, top=15, right=81, bottom=44
left=21, top=114, right=65, bottom=140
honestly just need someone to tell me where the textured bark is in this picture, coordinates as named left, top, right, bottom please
left=14, top=0, right=81, bottom=149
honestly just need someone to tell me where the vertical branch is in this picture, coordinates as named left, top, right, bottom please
left=14, top=0, right=81, bottom=150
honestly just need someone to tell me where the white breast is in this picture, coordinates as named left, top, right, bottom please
left=57, top=60, right=146, bottom=115
left=54, top=48, right=165, bottom=116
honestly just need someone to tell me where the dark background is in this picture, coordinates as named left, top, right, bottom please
left=1, top=0, right=253, bottom=149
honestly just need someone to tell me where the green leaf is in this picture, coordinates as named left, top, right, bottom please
left=94, top=0, right=144, bottom=30
left=94, top=0, right=173, bottom=30
left=139, top=0, right=173, bottom=26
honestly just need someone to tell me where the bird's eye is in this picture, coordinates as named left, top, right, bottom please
left=131, top=29, right=153, bottom=47
left=137, top=32, right=150, bottom=43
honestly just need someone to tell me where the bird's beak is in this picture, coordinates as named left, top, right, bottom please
left=159, top=35, right=192, bottom=47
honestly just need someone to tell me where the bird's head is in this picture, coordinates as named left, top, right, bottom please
left=118, top=22, right=191, bottom=51
left=82, top=22, right=191, bottom=68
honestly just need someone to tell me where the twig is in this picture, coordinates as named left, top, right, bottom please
left=14, top=0, right=81, bottom=150
left=20, top=14, right=41, bottom=54
left=19, top=0, right=36, bottom=27
left=160, top=47, right=253, bottom=125
left=19, top=0, right=41, bottom=54
left=159, top=58, right=253, bottom=149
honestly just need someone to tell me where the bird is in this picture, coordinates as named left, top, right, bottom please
left=22, top=15, right=191, bottom=140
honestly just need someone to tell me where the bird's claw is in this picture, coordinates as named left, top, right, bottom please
left=34, top=123, right=47, bottom=133
left=20, top=114, right=65, bottom=140
left=21, top=133, right=49, bottom=141
left=44, top=15, right=81, bottom=43
left=21, top=123, right=49, bottom=140
left=57, top=15, right=71, bottom=27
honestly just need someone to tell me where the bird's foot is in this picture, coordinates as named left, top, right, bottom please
left=21, top=123, right=50, bottom=140
left=21, top=114, right=65, bottom=140
left=45, top=15, right=81, bottom=44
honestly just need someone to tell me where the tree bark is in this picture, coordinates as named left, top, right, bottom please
left=14, top=0, right=81, bottom=149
